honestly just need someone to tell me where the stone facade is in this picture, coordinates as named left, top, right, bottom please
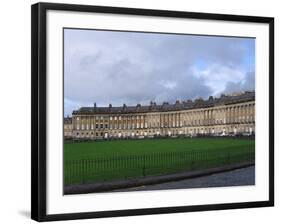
left=64, top=91, right=255, bottom=139
left=64, top=117, right=73, bottom=138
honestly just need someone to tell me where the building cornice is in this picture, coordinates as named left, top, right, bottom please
left=72, top=91, right=255, bottom=115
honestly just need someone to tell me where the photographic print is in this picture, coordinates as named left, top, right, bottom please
left=63, top=29, right=256, bottom=194
left=31, top=3, right=274, bottom=221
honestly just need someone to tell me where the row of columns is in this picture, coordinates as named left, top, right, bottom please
left=72, top=102, right=255, bottom=131
left=181, top=103, right=255, bottom=126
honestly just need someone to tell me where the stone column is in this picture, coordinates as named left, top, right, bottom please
left=73, top=116, right=76, bottom=130
left=246, top=104, right=247, bottom=123
left=237, top=106, right=240, bottom=123
left=205, top=110, right=207, bottom=125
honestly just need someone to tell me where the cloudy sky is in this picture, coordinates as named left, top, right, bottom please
left=64, top=28, right=255, bottom=116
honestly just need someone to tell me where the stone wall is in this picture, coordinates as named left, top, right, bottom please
left=65, top=100, right=255, bottom=139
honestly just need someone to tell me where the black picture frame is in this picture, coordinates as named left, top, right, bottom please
left=31, top=2, right=274, bottom=222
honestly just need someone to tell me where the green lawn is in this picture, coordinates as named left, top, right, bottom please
left=64, top=138, right=255, bottom=185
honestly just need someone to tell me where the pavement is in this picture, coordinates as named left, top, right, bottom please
left=115, top=165, right=255, bottom=192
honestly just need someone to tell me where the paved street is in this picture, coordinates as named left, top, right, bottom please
left=115, top=166, right=255, bottom=192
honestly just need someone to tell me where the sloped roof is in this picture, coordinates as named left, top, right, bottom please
left=72, top=91, right=255, bottom=115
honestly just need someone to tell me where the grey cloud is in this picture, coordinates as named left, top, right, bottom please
left=79, top=52, right=102, bottom=69
left=223, top=72, right=255, bottom=94
left=64, top=29, right=255, bottom=116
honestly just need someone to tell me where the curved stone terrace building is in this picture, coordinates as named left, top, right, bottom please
left=65, top=91, right=255, bottom=139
